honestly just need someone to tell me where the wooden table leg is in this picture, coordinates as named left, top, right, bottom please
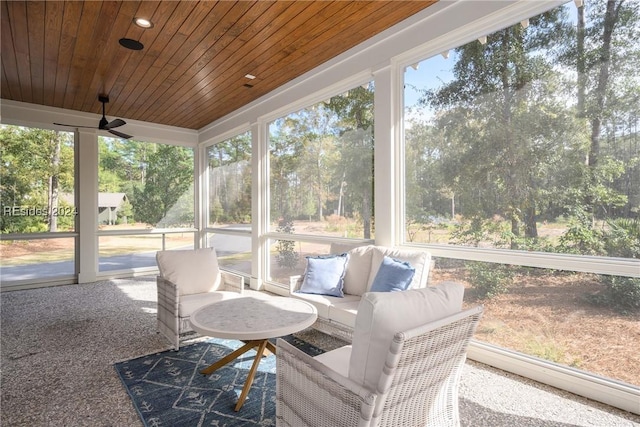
left=234, top=339, right=269, bottom=411
left=200, top=340, right=261, bottom=376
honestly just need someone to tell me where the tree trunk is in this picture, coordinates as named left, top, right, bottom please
left=48, top=132, right=61, bottom=232
left=586, top=0, right=623, bottom=220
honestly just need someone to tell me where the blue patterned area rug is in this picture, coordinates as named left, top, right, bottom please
left=115, top=336, right=324, bottom=427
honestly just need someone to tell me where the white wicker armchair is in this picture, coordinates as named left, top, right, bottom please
left=276, top=285, right=482, bottom=427
left=156, top=247, right=244, bottom=349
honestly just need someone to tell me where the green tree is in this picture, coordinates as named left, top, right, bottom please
left=1, top=126, right=74, bottom=233
left=134, top=144, right=194, bottom=226
left=420, top=11, right=577, bottom=248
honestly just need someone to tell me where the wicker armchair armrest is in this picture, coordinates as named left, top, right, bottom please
left=156, top=276, right=180, bottom=349
left=219, top=270, right=245, bottom=293
left=276, top=338, right=375, bottom=427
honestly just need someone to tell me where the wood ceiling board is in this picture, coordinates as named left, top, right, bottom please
left=1, top=1, right=20, bottom=100
left=0, top=0, right=438, bottom=130
left=152, top=1, right=316, bottom=127
left=42, top=1, right=64, bottom=107
left=131, top=1, right=259, bottom=123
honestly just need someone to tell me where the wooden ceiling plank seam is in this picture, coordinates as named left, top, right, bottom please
left=176, top=1, right=351, bottom=127
left=112, top=1, right=202, bottom=119
left=155, top=2, right=313, bottom=127
left=185, top=2, right=432, bottom=128
left=62, top=1, right=103, bottom=110
left=1, top=62, right=13, bottom=100
left=146, top=1, right=282, bottom=125
left=95, top=1, right=168, bottom=115
left=244, top=2, right=434, bottom=110
left=7, top=1, right=32, bottom=103
left=112, top=1, right=185, bottom=117
left=127, top=2, right=242, bottom=120
left=108, top=1, right=214, bottom=119
left=1, top=1, right=21, bottom=100
left=76, top=1, right=129, bottom=113
left=103, top=1, right=172, bottom=115
left=25, top=1, right=45, bottom=105
left=0, top=0, right=437, bottom=129
left=74, top=0, right=129, bottom=113
left=43, top=1, right=64, bottom=107
left=52, top=1, right=83, bottom=107
left=119, top=1, right=234, bottom=120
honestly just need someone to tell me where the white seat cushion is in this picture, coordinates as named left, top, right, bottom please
left=288, top=292, right=338, bottom=319
left=157, top=248, right=221, bottom=296
left=314, top=345, right=352, bottom=378
left=348, top=282, right=464, bottom=391
left=178, top=291, right=241, bottom=317
left=367, top=247, right=430, bottom=291
left=328, top=298, right=361, bottom=328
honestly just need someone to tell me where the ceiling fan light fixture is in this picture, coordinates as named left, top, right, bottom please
left=134, top=17, right=154, bottom=29
left=119, top=38, right=144, bottom=51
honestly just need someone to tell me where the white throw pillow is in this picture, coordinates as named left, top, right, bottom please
left=340, top=245, right=375, bottom=296
left=348, top=282, right=465, bottom=391
left=367, top=247, right=430, bottom=291
left=156, top=248, right=221, bottom=296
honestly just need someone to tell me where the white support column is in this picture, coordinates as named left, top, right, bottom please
left=373, top=63, right=396, bottom=246
left=250, top=121, right=265, bottom=290
left=77, top=129, right=99, bottom=283
left=195, top=143, right=205, bottom=249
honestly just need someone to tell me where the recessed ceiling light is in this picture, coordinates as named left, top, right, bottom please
left=245, top=74, right=256, bottom=80
left=134, top=17, right=153, bottom=29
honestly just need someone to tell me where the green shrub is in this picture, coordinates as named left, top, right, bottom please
left=467, top=261, right=514, bottom=299
left=588, top=275, right=640, bottom=314
left=275, top=218, right=299, bottom=270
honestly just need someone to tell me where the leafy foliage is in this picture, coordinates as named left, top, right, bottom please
left=466, top=261, right=514, bottom=299
left=588, top=275, right=640, bottom=314
left=275, top=218, right=299, bottom=270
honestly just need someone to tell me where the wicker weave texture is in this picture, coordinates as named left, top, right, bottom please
left=156, top=270, right=244, bottom=349
left=275, top=306, right=483, bottom=427
left=276, top=339, right=375, bottom=427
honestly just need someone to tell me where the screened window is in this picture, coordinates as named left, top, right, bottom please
left=268, top=83, right=375, bottom=240
left=402, top=0, right=639, bottom=387
left=98, top=137, right=194, bottom=272
left=1, top=125, right=76, bottom=283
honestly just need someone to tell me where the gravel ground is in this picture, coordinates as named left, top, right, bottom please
left=1, top=276, right=639, bottom=427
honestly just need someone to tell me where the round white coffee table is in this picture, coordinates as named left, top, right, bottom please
left=190, top=296, right=317, bottom=411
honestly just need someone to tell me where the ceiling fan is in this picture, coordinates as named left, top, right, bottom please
left=54, top=95, right=133, bottom=139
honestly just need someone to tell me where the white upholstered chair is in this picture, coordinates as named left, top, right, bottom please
left=156, top=247, right=244, bottom=349
left=276, top=283, right=483, bottom=427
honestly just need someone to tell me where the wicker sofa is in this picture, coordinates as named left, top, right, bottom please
left=288, top=244, right=432, bottom=341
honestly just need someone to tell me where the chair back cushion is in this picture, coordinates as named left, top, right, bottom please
left=348, top=282, right=464, bottom=390
left=156, top=248, right=221, bottom=296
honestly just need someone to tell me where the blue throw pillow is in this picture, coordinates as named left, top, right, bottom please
left=296, top=253, right=349, bottom=297
left=369, top=256, right=415, bottom=292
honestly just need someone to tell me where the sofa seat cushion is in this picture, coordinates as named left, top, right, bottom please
left=178, top=291, right=241, bottom=318
left=348, top=282, right=464, bottom=391
left=289, top=292, right=342, bottom=319
left=328, top=298, right=362, bottom=329
left=367, top=247, right=430, bottom=291
left=157, top=248, right=221, bottom=296
left=314, top=345, right=352, bottom=378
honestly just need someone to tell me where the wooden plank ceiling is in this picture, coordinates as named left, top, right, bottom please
left=1, top=1, right=436, bottom=130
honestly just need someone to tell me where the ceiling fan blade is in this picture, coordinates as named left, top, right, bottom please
left=104, top=118, right=126, bottom=129
left=108, top=129, right=133, bottom=139
left=53, top=122, right=98, bottom=129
